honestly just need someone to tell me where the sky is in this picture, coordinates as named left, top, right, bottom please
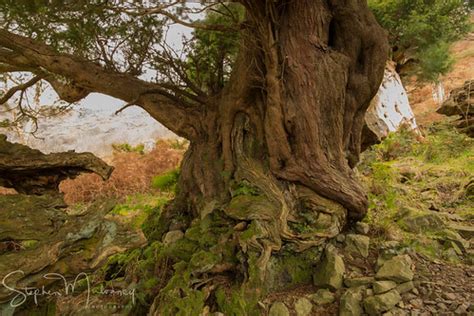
left=79, top=22, right=195, bottom=112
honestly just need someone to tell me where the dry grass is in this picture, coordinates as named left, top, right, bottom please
left=60, top=140, right=185, bottom=205
left=0, top=187, right=17, bottom=195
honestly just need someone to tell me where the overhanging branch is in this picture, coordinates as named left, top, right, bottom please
left=0, top=28, right=204, bottom=140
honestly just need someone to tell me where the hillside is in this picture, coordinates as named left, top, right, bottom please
left=407, top=29, right=474, bottom=126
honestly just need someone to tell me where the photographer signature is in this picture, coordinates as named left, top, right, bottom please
left=2, top=270, right=135, bottom=308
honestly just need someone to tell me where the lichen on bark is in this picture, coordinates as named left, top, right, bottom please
left=0, top=137, right=145, bottom=312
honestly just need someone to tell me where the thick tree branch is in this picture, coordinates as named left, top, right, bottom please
left=0, top=29, right=203, bottom=140
left=0, top=63, right=34, bottom=73
left=0, top=48, right=35, bottom=69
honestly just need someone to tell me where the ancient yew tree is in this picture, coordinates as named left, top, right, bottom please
left=0, top=0, right=388, bottom=313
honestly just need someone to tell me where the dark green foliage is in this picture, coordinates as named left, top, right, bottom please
left=184, top=3, right=244, bottom=93
left=368, top=0, right=472, bottom=81
left=417, top=42, right=454, bottom=82
left=0, top=0, right=165, bottom=74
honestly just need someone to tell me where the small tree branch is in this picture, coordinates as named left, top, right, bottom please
left=115, top=101, right=136, bottom=115
left=148, top=9, right=239, bottom=32
left=113, top=4, right=241, bottom=32
left=0, top=75, right=43, bottom=105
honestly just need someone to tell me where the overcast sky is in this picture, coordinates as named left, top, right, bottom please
left=80, top=22, right=195, bottom=112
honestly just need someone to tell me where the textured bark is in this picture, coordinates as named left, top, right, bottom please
left=0, top=141, right=145, bottom=309
left=171, top=0, right=388, bottom=220
left=150, top=2, right=387, bottom=311
left=0, top=134, right=113, bottom=195
left=0, top=1, right=387, bottom=216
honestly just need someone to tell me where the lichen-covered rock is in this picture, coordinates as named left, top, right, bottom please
left=294, top=297, right=313, bottom=316
left=395, top=281, right=414, bottom=294
left=434, top=229, right=469, bottom=252
left=449, top=224, right=474, bottom=239
left=339, top=287, right=363, bottom=316
left=437, top=80, right=474, bottom=137
left=445, top=240, right=464, bottom=256
left=265, top=248, right=319, bottom=292
left=363, top=290, right=402, bottom=316
left=437, top=80, right=473, bottom=117
left=373, top=280, right=397, bottom=294
left=308, top=289, right=335, bottom=305
left=401, top=213, right=445, bottom=233
left=345, top=234, right=370, bottom=258
left=344, top=276, right=374, bottom=288
left=163, top=230, right=184, bottom=245
left=355, top=222, right=370, bottom=235
left=269, top=302, right=290, bottom=316
left=313, top=246, right=345, bottom=290
left=375, top=255, right=414, bottom=283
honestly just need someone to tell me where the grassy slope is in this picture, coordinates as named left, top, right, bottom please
left=358, top=121, right=473, bottom=262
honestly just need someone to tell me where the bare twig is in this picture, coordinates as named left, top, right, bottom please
left=0, top=75, right=43, bottom=105
left=110, top=2, right=241, bottom=32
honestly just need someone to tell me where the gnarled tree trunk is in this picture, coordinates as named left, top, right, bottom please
left=0, top=0, right=388, bottom=313
left=150, top=0, right=388, bottom=313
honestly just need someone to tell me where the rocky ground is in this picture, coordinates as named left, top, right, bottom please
left=262, top=122, right=473, bottom=316
left=265, top=224, right=473, bottom=316
left=42, top=121, right=471, bottom=316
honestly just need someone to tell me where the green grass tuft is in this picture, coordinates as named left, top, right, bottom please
left=151, top=168, right=180, bottom=192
